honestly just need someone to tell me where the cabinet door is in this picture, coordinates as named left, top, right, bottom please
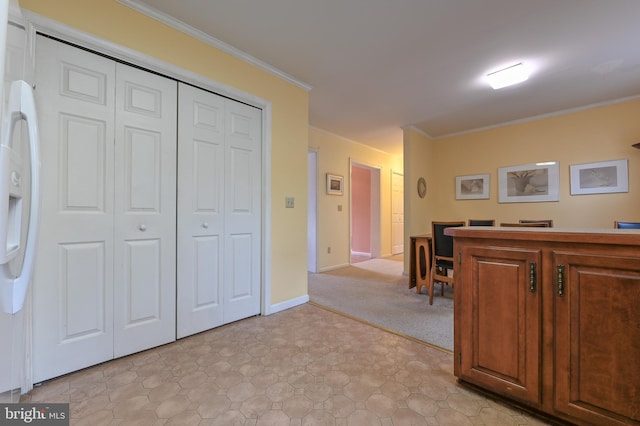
left=459, top=246, right=541, bottom=405
left=553, top=252, right=640, bottom=426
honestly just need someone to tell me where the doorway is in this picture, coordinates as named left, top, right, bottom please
left=350, top=161, right=381, bottom=263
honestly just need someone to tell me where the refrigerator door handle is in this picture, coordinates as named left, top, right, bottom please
left=0, top=80, right=40, bottom=314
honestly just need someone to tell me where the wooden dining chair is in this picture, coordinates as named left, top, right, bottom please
left=519, top=219, right=553, bottom=227
left=469, top=219, right=495, bottom=226
left=429, top=221, right=465, bottom=305
left=501, top=222, right=549, bottom=227
left=614, top=221, right=640, bottom=229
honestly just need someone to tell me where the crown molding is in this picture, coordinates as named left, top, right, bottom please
left=117, top=0, right=312, bottom=92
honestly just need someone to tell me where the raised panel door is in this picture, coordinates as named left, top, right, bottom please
left=553, top=252, right=640, bottom=426
left=177, top=85, right=262, bottom=333
left=391, top=171, right=403, bottom=255
left=176, top=83, right=225, bottom=338
left=223, top=99, right=261, bottom=324
left=113, top=63, right=177, bottom=357
left=458, top=245, right=541, bottom=406
left=32, top=35, right=116, bottom=382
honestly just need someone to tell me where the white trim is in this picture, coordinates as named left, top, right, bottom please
left=310, top=126, right=391, bottom=156
left=25, top=12, right=269, bottom=111
left=350, top=251, right=371, bottom=258
left=402, top=125, right=432, bottom=140
left=318, top=263, right=350, bottom=273
left=23, top=11, right=273, bottom=318
left=261, top=105, right=273, bottom=316
left=269, top=295, right=309, bottom=315
left=405, top=95, right=640, bottom=141
left=116, top=0, right=311, bottom=92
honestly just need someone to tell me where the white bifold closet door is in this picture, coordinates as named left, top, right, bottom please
left=32, top=36, right=177, bottom=383
left=177, top=83, right=261, bottom=338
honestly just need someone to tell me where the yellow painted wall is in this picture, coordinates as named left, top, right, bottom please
left=402, top=128, right=434, bottom=274
left=309, top=127, right=402, bottom=271
left=21, top=0, right=310, bottom=306
left=407, top=99, right=640, bottom=235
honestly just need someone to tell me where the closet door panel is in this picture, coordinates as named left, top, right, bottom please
left=59, top=242, right=107, bottom=338
left=113, top=63, right=177, bottom=357
left=223, top=99, right=262, bottom=324
left=32, top=35, right=116, bottom=383
left=177, top=83, right=225, bottom=338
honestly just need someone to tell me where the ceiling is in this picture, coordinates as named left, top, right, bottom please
left=124, top=0, right=640, bottom=156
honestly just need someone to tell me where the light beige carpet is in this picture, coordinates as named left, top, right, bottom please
left=308, top=256, right=454, bottom=352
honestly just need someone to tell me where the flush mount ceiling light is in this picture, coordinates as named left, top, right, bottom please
left=486, top=63, right=529, bottom=89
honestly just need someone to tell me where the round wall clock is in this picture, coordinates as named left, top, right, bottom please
left=417, top=177, right=427, bottom=198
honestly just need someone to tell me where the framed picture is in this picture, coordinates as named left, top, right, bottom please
left=455, top=174, right=490, bottom=200
left=570, top=159, right=628, bottom=195
left=498, top=162, right=560, bottom=203
left=326, top=173, right=344, bottom=195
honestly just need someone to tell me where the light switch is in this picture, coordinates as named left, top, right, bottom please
left=338, top=205, right=342, bottom=212
left=285, top=197, right=295, bottom=208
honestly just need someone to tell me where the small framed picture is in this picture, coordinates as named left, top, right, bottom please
left=326, top=173, right=344, bottom=195
left=455, top=174, right=490, bottom=200
left=570, top=159, right=628, bottom=195
left=498, top=162, right=560, bottom=203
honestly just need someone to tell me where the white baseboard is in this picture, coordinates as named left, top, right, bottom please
left=0, top=389, right=21, bottom=403
left=268, top=294, right=309, bottom=315
left=318, top=263, right=350, bottom=273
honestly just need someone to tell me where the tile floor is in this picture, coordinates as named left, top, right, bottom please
left=21, top=304, right=551, bottom=425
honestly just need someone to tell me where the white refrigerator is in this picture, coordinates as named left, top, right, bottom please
left=0, top=0, right=40, bottom=402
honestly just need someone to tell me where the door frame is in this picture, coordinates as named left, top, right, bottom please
left=26, top=14, right=273, bottom=315
left=307, top=150, right=318, bottom=273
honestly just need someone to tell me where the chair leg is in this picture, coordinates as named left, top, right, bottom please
left=428, top=265, right=435, bottom=305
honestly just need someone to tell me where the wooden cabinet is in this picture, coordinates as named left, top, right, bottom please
left=448, top=227, right=640, bottom=426
left=458, top=246, right=541, bottom=405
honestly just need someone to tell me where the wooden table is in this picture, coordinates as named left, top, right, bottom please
left=409, top=234, right=432, bottom=294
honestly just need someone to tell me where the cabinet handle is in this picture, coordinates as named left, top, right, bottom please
left=529, top=262, right=537, bottom=293
left=139, top=224, right=147, bottom=232
left=557, top=264, right=565, bottom=297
